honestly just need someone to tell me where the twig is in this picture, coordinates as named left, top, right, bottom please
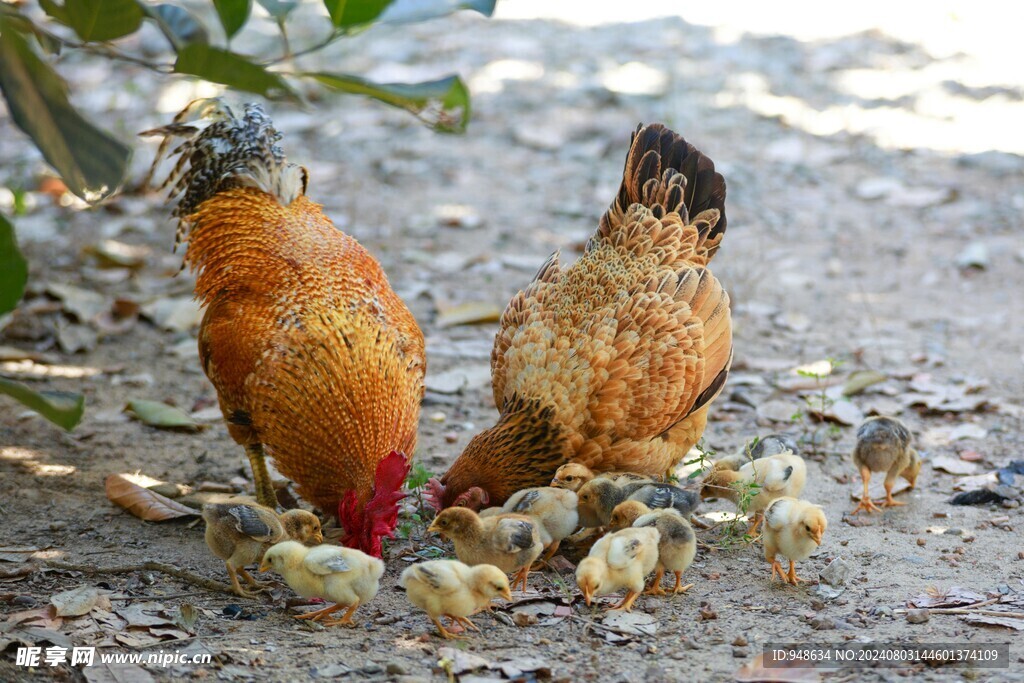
left=896, top=598, right=1023, bottom=618
left=44, top=560, right=251, bottom=599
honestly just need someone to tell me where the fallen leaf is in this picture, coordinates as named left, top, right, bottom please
left=842, top=370, right=887, bottom=396
left=953, top=472, right=999, bottom=491
left=810, top=399, right=863, bottom=426
left=437, top=647, right=490, bottom=675
left=757, top=399, right=801, bottom=423
left=115, top=602, right=177, bottom=628
left=910, top=586, right=988, bottom=609
left=602, top=611, right=657, bottom=636
left=175, top=604, right=199, bottom=631
left=46, top=283, right=109, bottom=322
left=493, top=658, right=550, bottom=678
left=105, top=474, right=199, bottom=521
left=959, top=614, right=1024, bottom=630
left=51, top=586, right=110, bottom=617
left=6, top=607, right=62, bottom=630
left=55, top=321, right=98, bottom=354
left=84, top=240, right=150, bottom=269
left=149, top=626, right=192, bottom=640
left=931, top=455, right=981, bottom=476
left=435, top=302, right=502, bottom=328
left=141, top=297, right=203, bottom=332
left=125, top=399, right=199, bottom=431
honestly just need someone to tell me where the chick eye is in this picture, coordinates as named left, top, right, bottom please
left=566, top=475, right=575, bottom=481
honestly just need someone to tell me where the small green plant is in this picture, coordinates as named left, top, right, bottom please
left=679, top=438, right=715, bottom=483
left=396, top=460, right=436, bottom=541
left=791, top=357, right=845, bottom=457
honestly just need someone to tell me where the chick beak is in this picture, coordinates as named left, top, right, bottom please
left=427, top=522, right=441, bottom=536
left=313, top=532, right=324, bottom=544
left=583, top=586, right=593, bottom=606
left=258, top=560, right=270, bottom=573
left=501, top=587, right=513, bottom=602
left=550, top=479, right=563, bottom=489
left=810, top=529, right=823, bottom=545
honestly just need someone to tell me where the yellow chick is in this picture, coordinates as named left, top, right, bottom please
left=700, top=451, right=806, bottom=534
left=259, top=541, right=383, bottom=626
left=400, top=559, right=512, bottom=640
left=428, top=508, right=542, bottom=592
left=203, top=503, right=322, bottom=597
left=852, top=416, right=921, bottom=514
left=578, top=479, right=699, bottom=528
left=762, top=497, right=827, bottom=586
left=551, top=463, right=652, bottom=492
left=576, top=526, right=660, bottom=612
left=499, top=487, right=578, bottom=564
left=609, top=502, right=696, bottom=596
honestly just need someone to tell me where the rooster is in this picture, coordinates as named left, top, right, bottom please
left=428, top=123, right=732, bottom=509
left=145, top=101, right=425, bottom=557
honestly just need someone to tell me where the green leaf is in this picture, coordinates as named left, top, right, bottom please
left=0, top=5, right=63, bottom=54
left=0, top=20, right=130, bottom=202
left=378, top=0, right=496, bottom=24
left=38, top=0, right=70, bottom=26
left=307, top=72, right=470, bottom=132
left=125, top=399, right=199, bottom=431
left=212, top=0, right=251, bottom=39
left=323, top=0, right=391, bottom=27
left=174, top=44, right=295, bottom=99
left=63, top=0, right=144, bottom=42
left=256, top=0, right=298, bottom=20
left=0, top=378, right=85, bottom=431
left=146, top=4, right=209, bottom=49
left=0, top=214, right=28, bottom=314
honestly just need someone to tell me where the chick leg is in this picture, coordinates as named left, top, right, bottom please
left=237, top=568, right=271, bottom=590
left=745, top=513, right=763, bottom=537
left=672, top=572, right=694, bottom=595
left=431, top=616, right=466, bottom=640
left=767, top=555, right=787, bottom=583
left=511, top=567, right=530, bottom=592
left=880, top=479, right=907, bottom=508
left=644, top=568, right=667, bottom=596
left=245, top=443, right=278, bottom=509
left=320, top=601, right=359, bottom=627
left=851, top=467, right=882, bottom=514
left=450, top=615, right=481, bottom=632
left=786, top=560, right=806, bottom=585
left=609, top=590, right=640, bottom=612
left=293, top=604, right=343, bottom=621
left=532, top=540, right=562, bottom=570
left=225, top=564, right=260, bottom=598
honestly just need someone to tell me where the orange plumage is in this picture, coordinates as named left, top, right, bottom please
left=430, top=123, right=732, bottom=508
left=147, top=102, right=424, bottom=556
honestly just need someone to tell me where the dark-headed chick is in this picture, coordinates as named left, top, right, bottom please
left=851, top=416, right=921, bottom=514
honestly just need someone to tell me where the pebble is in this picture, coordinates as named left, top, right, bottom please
left=874, top=606, right=893, bottom=618
left=12, top=595, right=36, bottom=607
left=809, top=598, right=825, bottom=611
left=906, top=609, right=930, bottom=624
left=810, top=616, right=836, bottom=630
left=386, top=663, right=408, bottom=676
left=732, top=647, right=748, bottom=658
left=732, top=635, right=748, bottom=647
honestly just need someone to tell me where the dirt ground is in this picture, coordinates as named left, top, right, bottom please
left=2, top=3, right=1023, bottom=682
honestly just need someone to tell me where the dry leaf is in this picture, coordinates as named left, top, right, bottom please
left=437, top=647, right=490, bottom=675
left=842, top=370, right=888, bottom=396
left=435, top=301, right=502, bottom=328
left=125, top=400, right=199, bottom=432
left=0, top=546, right=41, bottom=563
left=141, top=297, right=204, bottom=332
left=602, top=611, right=657, bottom=636
left=116, top=602, right=177, bottom=628
left=6, top=607, right=63, bottom=630
left=84, top=240, right=150, bottom=269
left=105, top=474, right=199, bottom=521
left=910, top=586, right=988, bottom=609
left=51, top=586, right=110, bottom=617
left=46, top=283, right=109, bottom=322
left=931, top=455, right=981, bottom=476
left=959, top=614, right=1024, bottom=630
left=735, top=654, right=821, bottom=682
left=83, top=662, right=156, bottom=683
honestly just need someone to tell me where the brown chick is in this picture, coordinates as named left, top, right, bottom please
left=499, top=487, right=579, bottom=565
left=851, top=416, right=921, bottom=514
left=428, top=508, right=542, bottom=592
left=762, top=497, right=827, bottom=586
left=550, top=463, right=654, bottom=492
left=203, top=503, right=322, bottom=597
left=578, top=478, right=699, bottom=528
left=400, top=560, right=512, bottom=639
left=713, top=433, right=799, bottom=471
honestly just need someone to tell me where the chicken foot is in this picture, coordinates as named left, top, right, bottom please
left=320, top=601, right=360, bottom=627
left=511, top=566, right=531, bottom=592
left=293, top=603, right=344, bottom=621
left=608, top=590, right=641, bottom=612
left=431, top=616, right=468, bottom=640
left=851, top=467, right=882, bottom=514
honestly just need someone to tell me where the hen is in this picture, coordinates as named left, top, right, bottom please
left=429, top=123, right=731, bottom=508
left=147, top=102, right=425, bottom=557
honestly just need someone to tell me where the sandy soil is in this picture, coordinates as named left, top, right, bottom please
left=2, top=4, right=1023, bottom=682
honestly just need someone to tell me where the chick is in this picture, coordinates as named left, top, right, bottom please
left=576, top=527, right=660, bottom=611
left=851, top=416, right=921, bottom=514
left=700, top=451, right=806, bottom=534
left=551, top=463, right=653, bottom=492
left=762, top=497, right=827, bottom=586
left=400, top=559, right=512, bottom=639
left=428, top=508, right=542, bottom=591
left=578, top=478, right=699, bottom=528
left=203, top=503, right=322, bottom=597
left=499, top=487, right=579, bottom=564
left=609, top=502, right=696, bottom=595
left=714, top=433, right=799, bottom=471
left=259, top=541, right=383, bottom=626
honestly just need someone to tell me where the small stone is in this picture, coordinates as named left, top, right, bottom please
left=732, top=635, right=748, bottom=647
left=874, top=606, right=893, bottom=618
left=49, top=521, right=68, bottom=532
left=732, top=647, right=748, bottom=658
left=698, top=603, right=717, bottom=620
left=11, top=595, right=36, bottom=607
left=906, top=609, right=930, bottom=624
left=819, top=557, right=851, bottom=587
left=809, top=599, right=825, bottom=611
left=810, top=616, right=836, bottom=630
left=386, top=663, right=408, bottom=676
left=444, top=431, right=458, bottom=443
left=946, top=528, right=963, bottom=536
left=428, top=411, right=446, bottom=423
left=917, top=538, right=927, bottom=547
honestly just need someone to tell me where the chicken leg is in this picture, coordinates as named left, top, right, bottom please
left=786, top=560, right=806, bottom=585
left=431, top=616, right=467, bottom=640
left=880, top=478, right=907, bottom=508
left=293, top=603, right=344, bottom=621
left=609, top=590, right=641, bottom=612
left=225, top=564, right=260, bottom=598
left=768, top=555, right=788, bottom=583
left=320, top=601, right=359, bottom=627
left=511, top=566, right=530, bottom=592
left=644, top=568, right=668, bottom=596
left=851, top=466, right=882, bottom=514
left=246, top=443, right=279, bottom=509
left=672, top=571, right=693, bottom=594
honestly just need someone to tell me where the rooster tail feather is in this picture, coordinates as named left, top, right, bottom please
left=599, top=123, right=727, bottom=259
left=142, top=99, right=307, bottom=251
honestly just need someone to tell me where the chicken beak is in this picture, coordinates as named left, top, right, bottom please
left=583, top=586, right=593, bottom=606
left=501, top=588, right=513, bottom=602
left=313, top=532, right=324, bottom=544
left=258, top=561, right=270, bottom=573
left=811, top=529, right=823, bottom=546
left=426, top=522, right=440, bottom=535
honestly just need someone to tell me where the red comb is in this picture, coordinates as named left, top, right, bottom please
left=339, top=451, right=410, bottom=558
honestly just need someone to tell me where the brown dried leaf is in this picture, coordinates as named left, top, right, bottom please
left=931, top=455, right=981, bottom=476
left=6, top=606, right=63, bottom=630
left=910, top=586, right=988, bottom=609
left=105, top=474, right=199, bottom=521
left=83, top=662, right=156, bottom=683
left=51, top=586, right=110, bottom=617
left=959, top=614, right=1024, bottom=630
left=115, top=602, right=176, bottom=628
left=735, top=654, right=821, bottom=682
left=0, top=546, right=41, bottom=563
